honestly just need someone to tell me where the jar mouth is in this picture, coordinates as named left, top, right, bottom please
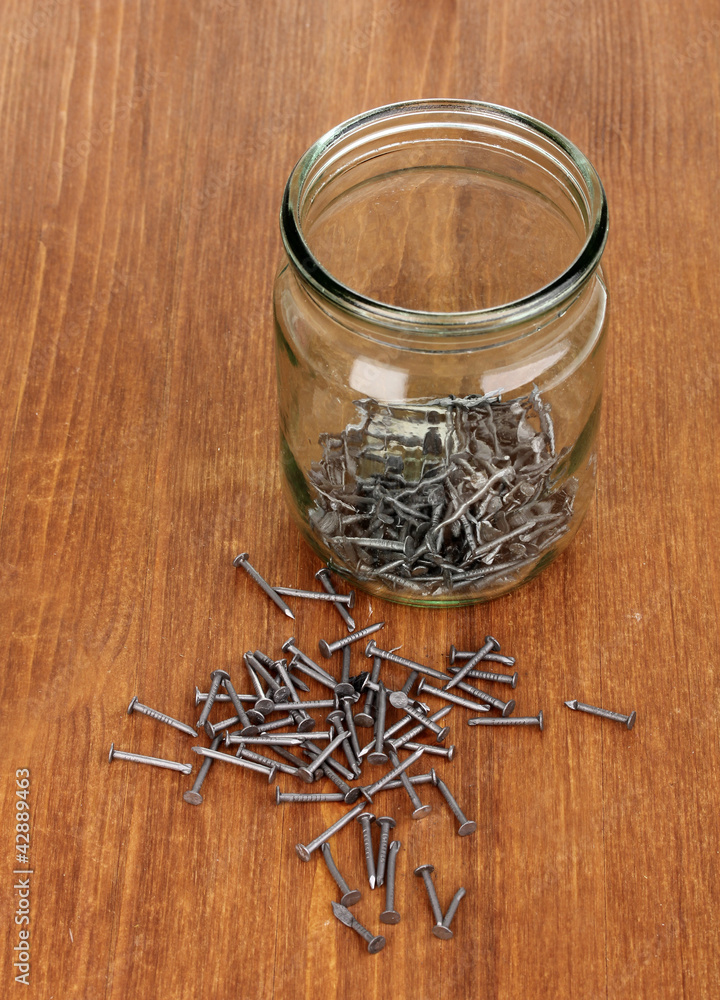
left=280, top=99, right=608, bottom=334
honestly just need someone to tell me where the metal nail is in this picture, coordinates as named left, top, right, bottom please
left=326, top=710, right=360, bottom=776
left=321, top=842, right=362, bottom=906
left=319, top=621, right=385, bottom=659
left=341, top=697, right=362, bottom=759
left=367, top=683, right=389, bottom=764
left=359, top=746, right=425, bottom=804
left=374, top=706, right=453, bottom=756
left=398, top=742, right=456, bottom=760
left=380, top=840, right=402, bottom=924
left=232, top=552, right=295, bottom=619
left=315, top=567, right=356, bottom=632
left=447, top=664, right=518, bottom=688
left=275, top=788, right=345, bottom=803
left=191, top=746, right=277, bottom=781
left=331, top=901, right=385, bottom=953
left=334, top=645, right=355, bottom=698
left=449, top=645, right=515, bottom=668
left=435, top=776, right=476, bottom=836
left=387, top=750, right=431, bottom=818
left=194, top=687, right=244, bottom=705
left=246, top=652, right=289, bottom=701
left=222, top=676, right=260, bottom=736
left=255, top=714, right=295, bottom=733
left=388, top=691, right=450, bottom=742
left=183, top=735, right=223, bottom=804
left=127, top=696, right=197, bottom=738
left=296, top=800, right=369, bottom=862
left=437, top=887, right=466, bottom=939
left=243, top=657, right=275, bottom=714
left=565, top=700, right=636, bottom=729
left=273, top=586, right=355, bottom=606
left=357, top=812, right=377, bottom=889
left=468, top=711, right=543, bottom=729
left=443, top=635, right=500, bottom=691
left=235, top=745, right=301, bottom=777
left=414, top=864, right=444, bottom=928
left=108, top=744, right=192, bottom=774
left=375, top=816, right=396, bottom=886
left=451, top=677, right=515, bottom=717
left=364, top=640, right=453, bottom=685
left=196, top=669, right=230, bottom=729
left=415, top=679, right=492, bottom=714
left=383, top=770, right=436, bottom=790
left=295, top=730, right=351, bottom=783
left=282, top=638, right=332, bottom=682
left=355, top=653, right=383, bottom=727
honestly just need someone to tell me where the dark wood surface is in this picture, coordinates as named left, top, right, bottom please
left=1, top=1, right=719, bottom=997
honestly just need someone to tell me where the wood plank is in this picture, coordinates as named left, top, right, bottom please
left=1, top=0, right=719, bottom=997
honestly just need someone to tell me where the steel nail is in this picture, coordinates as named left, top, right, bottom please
left=374, top=816, right=396, bottom=887
left=359, top=747, right=425, bottom=804
left=331, top=901, right=385, bottom=953
left=367, top=683, right=389, bottom=765
left=319, top=621, right=385, bottom=659
left=272, top=586, right=355, bottom=606
left=108, top=744, right=192, bottom=774
left=468, top=711, right=543, bottom=729
left=322, top=842, right=362, bottom=906
left=565, top=700, right=636, bottom=729
left=357, top=812, right=377, bottom=889
left=415, top=678, right=492, bottom=714
left=380, top=840, right=402, bottom=924
left=275, top=788, right=345, bottom=804
left=414, top=864, right=444, bottom=928
left=183, top=735, right=223, bottom=804
left=388, top=691, right=450, bottom=742
left=196, top=669, right=230, bottom=729
left=437, top=887, right=466, bottom=939
left=315, top=567, right=356, bottom=632
left=435, top=776, right=476, bottom=836
left=387, top=749, right=431, bottom=818
left=443, top=635, right=500, bottom=691
left=449, top=645, right=515, bottom=667
left=295, top=800, right=368, bottom=861
left=191, top=746, right=278, bottom=782
left=127, top=696, right=197, bottom=738
left=232, top=552, right=295, bottom=619
left=447, top=664, right=518, bottom=688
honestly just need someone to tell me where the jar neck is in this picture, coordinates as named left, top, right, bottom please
left=281, top=99, right=608, bottom=341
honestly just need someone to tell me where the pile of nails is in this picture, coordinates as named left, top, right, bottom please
left=108, top=552, right=636, bottom=954
left=307, top=389, right=578, bottom=596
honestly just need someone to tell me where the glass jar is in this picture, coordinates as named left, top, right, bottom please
left=274, top=100, right=608, bottom=606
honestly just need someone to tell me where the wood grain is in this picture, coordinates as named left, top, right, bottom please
left=1, top=1, right=719, bottom=997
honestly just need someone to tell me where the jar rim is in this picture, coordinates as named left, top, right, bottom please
left=280, top=99, right=608, bottom=334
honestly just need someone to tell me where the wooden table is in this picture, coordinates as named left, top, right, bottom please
left=2, top=1, right=718, bottom=997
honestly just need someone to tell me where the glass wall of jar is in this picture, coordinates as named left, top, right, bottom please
left=274, top=100, right=608, bottom=606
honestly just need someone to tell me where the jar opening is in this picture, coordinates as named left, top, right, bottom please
left=281, top=100, right=607, bottom=334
